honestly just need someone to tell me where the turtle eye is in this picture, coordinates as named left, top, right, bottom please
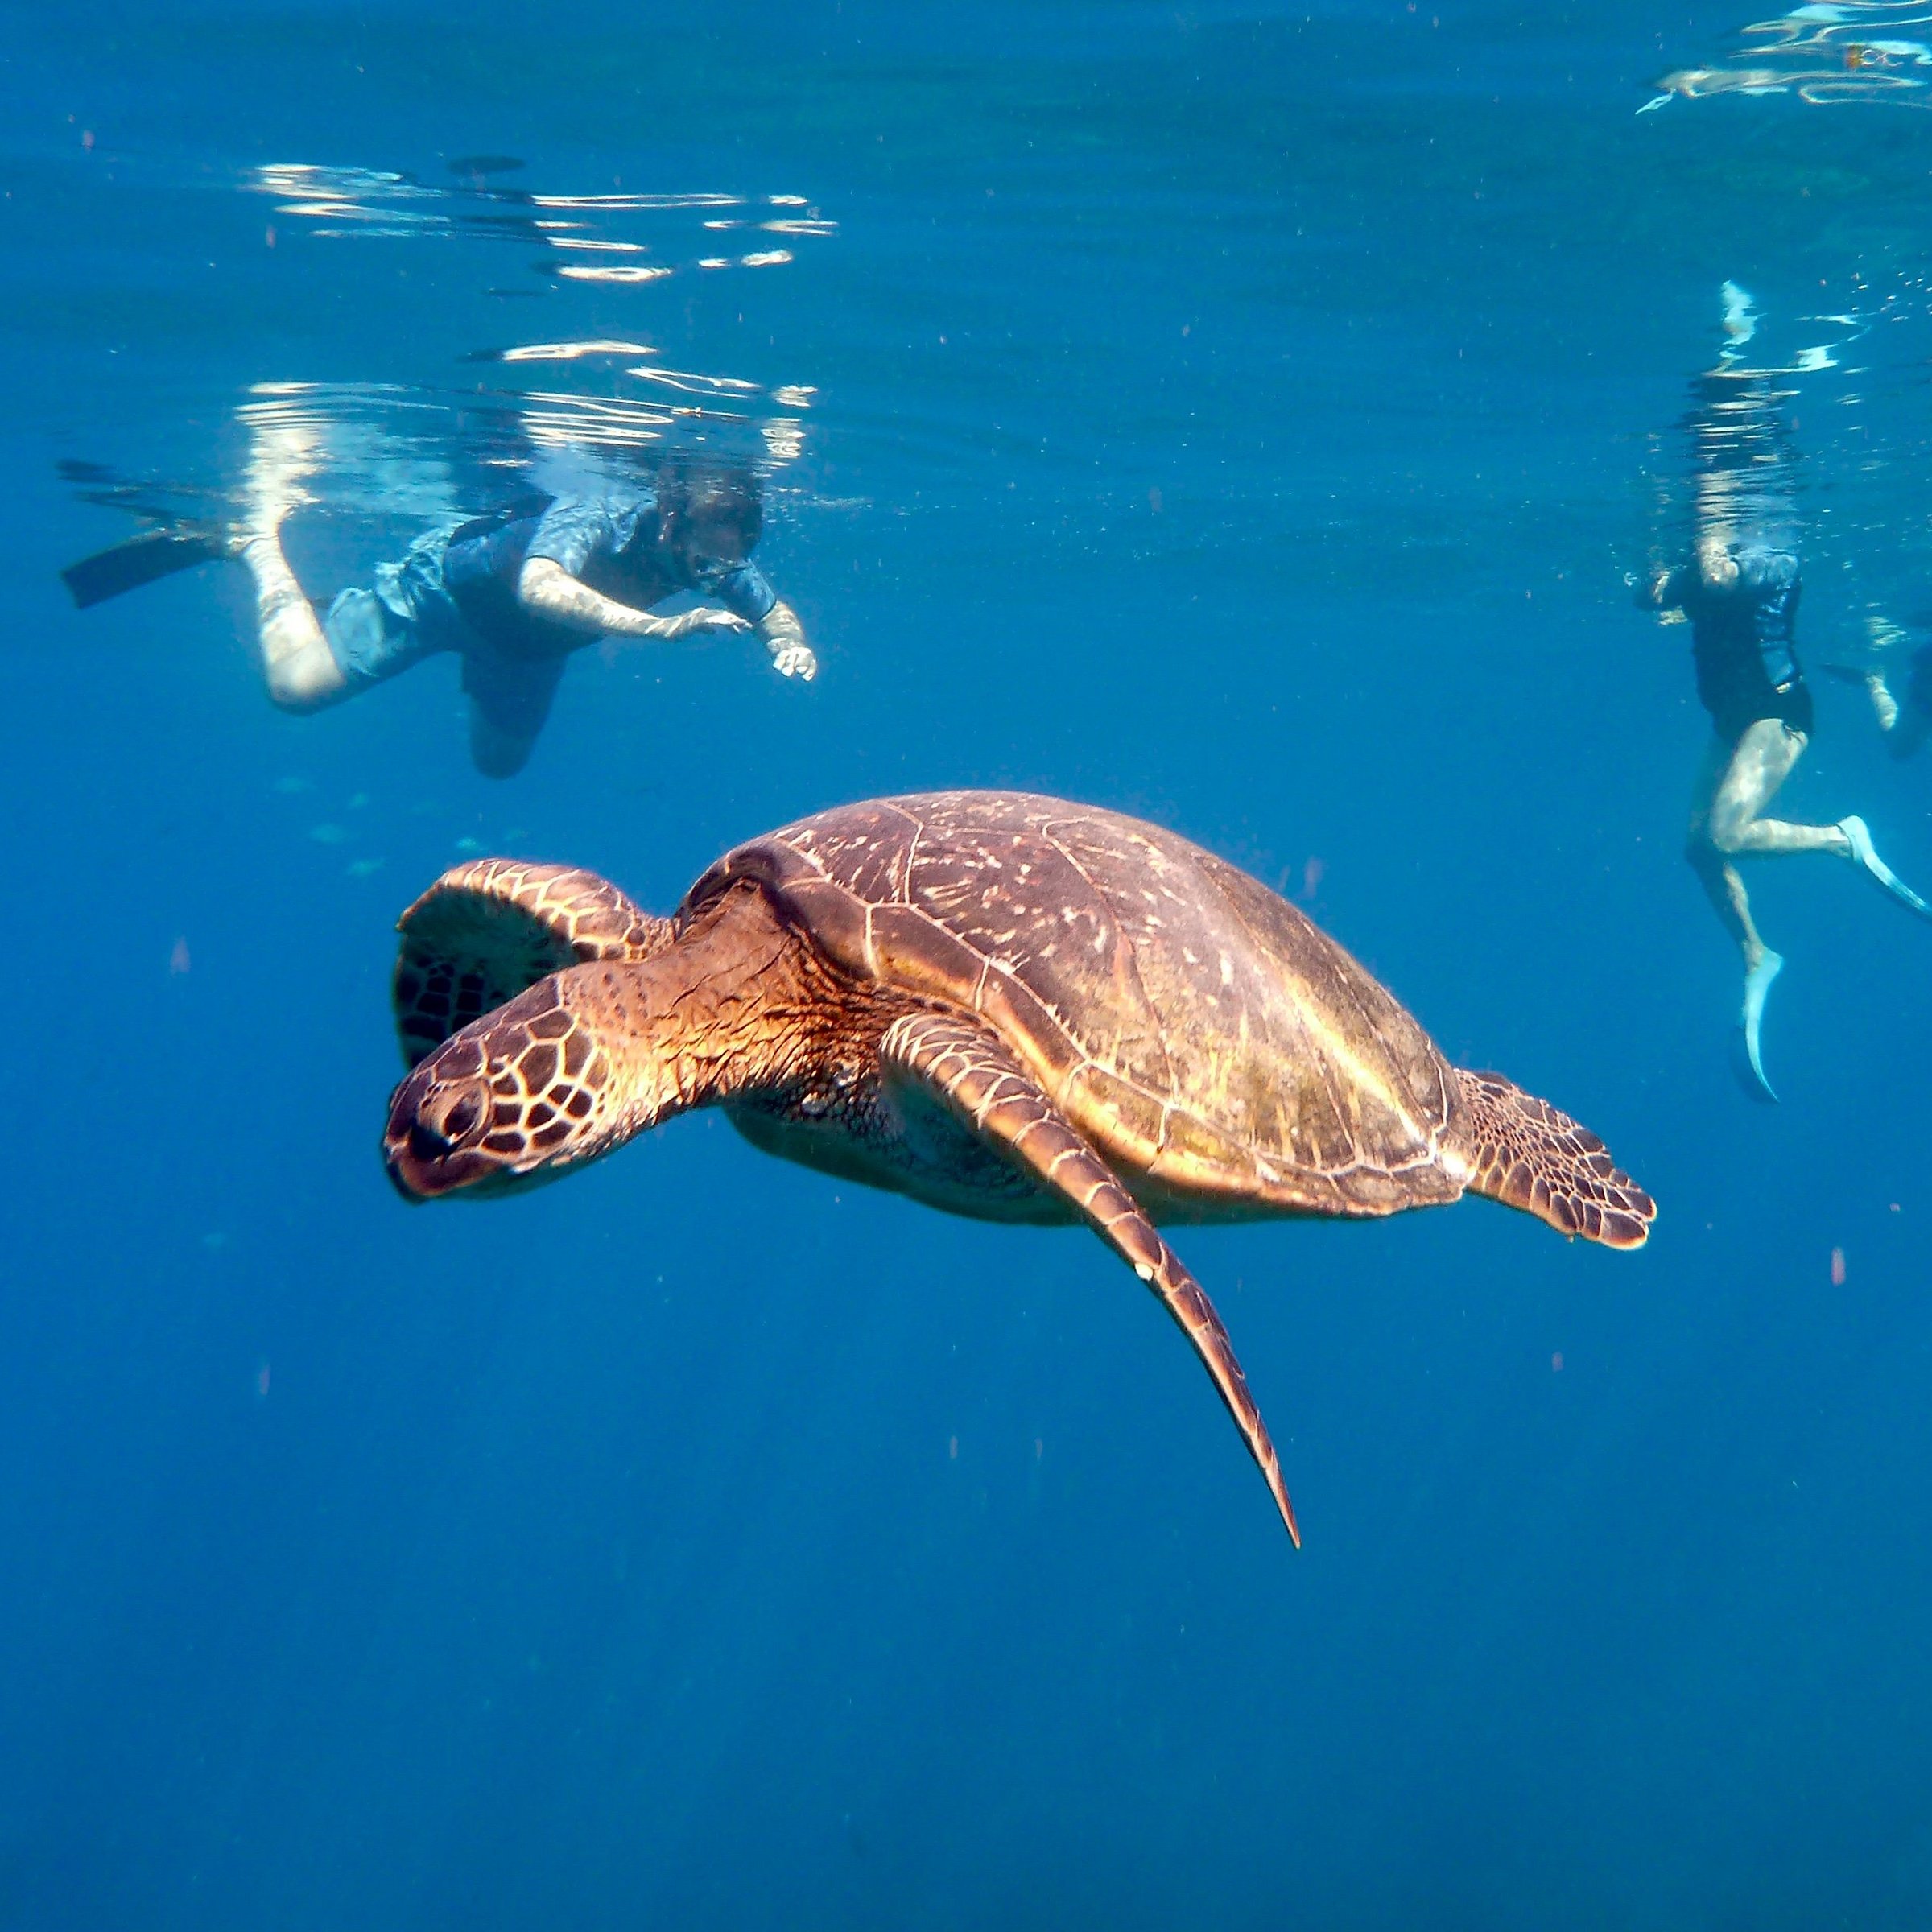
left=417, top=1078, right=489, bottom=1154
left=386, top=1064, right=506, bottom=1201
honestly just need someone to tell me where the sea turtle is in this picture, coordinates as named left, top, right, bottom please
left=383, top=791, right=1654, bottom=1543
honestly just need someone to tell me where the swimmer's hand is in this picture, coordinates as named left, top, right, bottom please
left=1633, top=565, right=1682, bottom=611
left=757, top=598, right=817, bottom=681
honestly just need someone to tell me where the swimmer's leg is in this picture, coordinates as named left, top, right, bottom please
left=1686, top=832, right=1783, bottom=1101
left=1884, top=645, right=1932, bottom=762
left=1706, top=720, right=1846, bottom=859
left=234, top=408, right=346, bottom=711
left=1687, top=729, right=1785, bottom=1101
left=238, top=521, right=349, bottom=712
left=1686, top=733, right=1777, bottom=963
left=461, top=646, right=568, bottom=780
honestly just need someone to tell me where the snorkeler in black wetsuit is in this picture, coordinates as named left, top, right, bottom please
left=1637, top=284, right=1932, bottom=1100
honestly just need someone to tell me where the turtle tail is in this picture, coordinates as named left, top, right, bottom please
left=1451, top=1068, right=1655, bottom=1249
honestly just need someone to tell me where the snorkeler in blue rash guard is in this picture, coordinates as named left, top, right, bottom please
left=64, top=442, right=815, bottom=779
left=240, top=456, right=815, bottom=778
left=1637, top=284, right=1932, bottom=1100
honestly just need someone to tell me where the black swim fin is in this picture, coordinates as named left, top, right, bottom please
left=61, top=524, right=233, bottom=609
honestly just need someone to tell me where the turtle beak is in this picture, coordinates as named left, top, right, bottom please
left=383, top=1046, right=507, bottom=1201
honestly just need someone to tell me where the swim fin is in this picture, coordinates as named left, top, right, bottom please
left=1839, top=815, right=1932, bottom=921
left=1733, top=948, right=1783, bottom=1104
left=61, top=523, right=235, bottom=610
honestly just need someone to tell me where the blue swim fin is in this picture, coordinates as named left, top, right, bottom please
left=1839, top=815, right=1932, bottom=921
left=1733, top=949, right=1783, bottom=1104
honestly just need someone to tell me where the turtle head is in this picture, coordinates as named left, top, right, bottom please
left=382, top=976, right=621, bottom=1201
left=383, top=886, right=787, bottom=1203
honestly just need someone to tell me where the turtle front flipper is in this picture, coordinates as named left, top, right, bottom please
left=393, top=859, right=674, bottom=1067
left=881, top=1010, right=1301, bottom=1546
left=1451, top=1069, right=1656, bottom=1249
left=385, top=881, right=818, bottom=1199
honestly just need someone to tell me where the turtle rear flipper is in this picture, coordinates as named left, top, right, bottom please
left=393, top=859, right=672, bottom=1066
left=1452, top=1068, right=1655, bottom=1249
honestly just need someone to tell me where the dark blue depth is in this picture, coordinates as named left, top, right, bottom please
left=4, top=4, right=1931, bottom=1926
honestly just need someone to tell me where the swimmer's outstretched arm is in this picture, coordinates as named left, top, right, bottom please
left=753, top=597, right=817, bottom=681
left=516, top=556, right=751, bottom=643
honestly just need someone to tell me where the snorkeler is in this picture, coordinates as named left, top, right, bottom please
left=62, top=432, right=815, bottom=778
left=1637, top=283, right=1932, bottom=1100
left=1835, top=614, right=1932, bottom=762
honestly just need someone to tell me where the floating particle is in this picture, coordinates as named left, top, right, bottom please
left=168, top=936, right=191, bottom=975
left=1551, top=1352, right=1563, bottom=1373
left=309, top=823, right=346, bottom=844
left=256, top=1362, right=271, bottom=1399
left=455, top=836, right=482, bottom=853
left=274, top=774, right=313, bottom=794
left=947, top=1435, right=959, bottom=1461
left=346, top=857, right=384, bottom=878
left=1299, top=857, right=1324, bottom=902
left=1831, top=1246, right=1847, bottom=1286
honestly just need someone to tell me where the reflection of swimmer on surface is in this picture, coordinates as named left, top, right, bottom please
left=64, top=426, right=816, bottom=779
left=1641, top=2, right=1932, bottom=110
left=1635, top=283, right=1932, bottom=1100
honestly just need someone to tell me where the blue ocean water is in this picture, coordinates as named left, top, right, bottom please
left=6, top=2, right=1932, bottom=1923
